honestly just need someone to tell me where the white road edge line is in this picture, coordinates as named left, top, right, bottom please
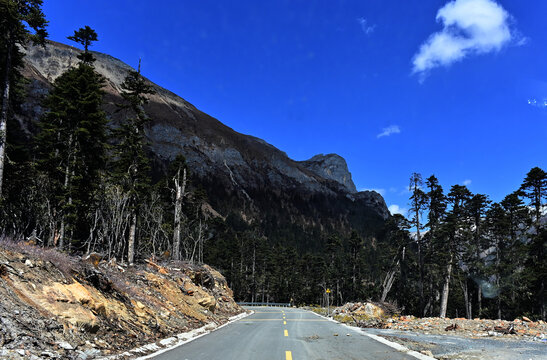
left=307, top=310, right=437, bottom=360
left=99, top=311, right=253, bottom=360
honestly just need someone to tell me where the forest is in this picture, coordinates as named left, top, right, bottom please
left=1, top=1, right=545, bottom=322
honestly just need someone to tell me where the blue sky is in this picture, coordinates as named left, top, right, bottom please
left=43, top=0, right=546, bottom=215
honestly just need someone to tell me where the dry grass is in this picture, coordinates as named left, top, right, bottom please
left=0, top=235, right=82, bottom=278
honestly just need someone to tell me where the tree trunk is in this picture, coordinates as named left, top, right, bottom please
left=251, top=244, right=256, bottom=303
left=477, top=284, right=482, bottom=318
left=475, top=218, right=482, bottom=318
left=461, top=279, right=471, bottom=319
left=415, top=215, right=425, bottom=315
left=381, top=256, right=400, bottom=303
left=495, top=238, right=501, bottom=319
left=127, top=212, right=136, bottom=265
left=439, top=254, right=453, bottom=318
left=0, top=35, right=13, bottom=198
left=380, top=268, right=397, bottom=302
left=172, top=168, right=186, bottom=260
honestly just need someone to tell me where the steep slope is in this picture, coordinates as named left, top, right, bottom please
left=20, top=40, right=389, bottom=243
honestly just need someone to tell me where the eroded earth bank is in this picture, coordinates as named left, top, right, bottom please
left=0, top=240, right=243, bottom=359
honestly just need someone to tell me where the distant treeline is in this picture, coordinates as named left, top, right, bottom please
left=207, top=168, right=545, bottom=322
left=1, top=2, right=545, bottom=321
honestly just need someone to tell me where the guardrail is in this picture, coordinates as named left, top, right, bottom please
left=237, top=302, right=291, bottom=307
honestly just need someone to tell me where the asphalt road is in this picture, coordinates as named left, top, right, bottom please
left=150, top=306, right=419, bottom=360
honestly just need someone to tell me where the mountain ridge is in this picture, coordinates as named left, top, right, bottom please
left=20, top=40, right=389, bottom=241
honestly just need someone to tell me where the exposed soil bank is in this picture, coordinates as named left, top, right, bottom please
left=0, top=241, right=243, bottom=359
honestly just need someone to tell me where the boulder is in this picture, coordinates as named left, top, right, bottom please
left=198, top=296, right=216, bottom=312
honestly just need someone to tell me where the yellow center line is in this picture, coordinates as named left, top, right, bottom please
left=285, top=350, right=293, bottom=360
left=283, top=320, right=287, bottom=325
left=284, top=329, right=288, bottom=337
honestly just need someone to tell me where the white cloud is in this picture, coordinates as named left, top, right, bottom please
left=358, top=17, right=376, bottom=35
left=412, top=0, right=523, bottom=78
left=463, top=179, right=472, bottom=186
left=528, top=98, right=547, bottom=108
left=389, top=204, right=408, bottom=216
left=377, top=125, right=401, bottom=138
left=359, top=188, right=386, bottom=196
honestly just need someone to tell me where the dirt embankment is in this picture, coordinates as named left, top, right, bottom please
left=0, top=241, right=243, bottom=359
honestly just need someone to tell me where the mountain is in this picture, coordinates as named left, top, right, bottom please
left=19, top=40, right=389, bottom=246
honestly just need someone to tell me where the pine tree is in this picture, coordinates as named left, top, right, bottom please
left=408, top=173, right=428, bottom=313
left=0, top=0, right=47, bottom=197
left=67, top=25, right=97, bottom=64
left=111, top=60, right=155, bottom=264
left=325, top=234, right=344, bottom=305
left=520, top=167, right=546, bottom=231
left=486, top=202, right=507, bottom=319
left=466, top=193, right=490, bottom=317
left=439, top=184, right=471, bottom=318
left=348, top=230, right=363, bottom=300
left=35, top=26, right=107, bottom=248
left=486, top=198, right=528, bottom=320
left=424, top=175, right=447, bottom=316
left=520, top=167, right=547, bottom=320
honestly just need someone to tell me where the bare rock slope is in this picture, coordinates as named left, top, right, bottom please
left=21, top=41, right=389, bottom=241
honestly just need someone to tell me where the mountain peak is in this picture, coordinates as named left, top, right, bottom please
left=299, top=153, right=357, bottom=193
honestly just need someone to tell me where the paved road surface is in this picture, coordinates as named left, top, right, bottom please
left=151, top=306, right=418, bottom=360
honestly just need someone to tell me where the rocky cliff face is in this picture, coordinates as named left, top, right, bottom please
left=20, top=41, right=389, bottom=242
left=299, top=154, right=358, bottom=193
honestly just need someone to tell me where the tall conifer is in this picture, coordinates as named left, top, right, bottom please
left=35, top=26, right=107, bottom=248
left=0, top=0, right=47, bottom=197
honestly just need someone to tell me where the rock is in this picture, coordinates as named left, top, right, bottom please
left=0, top=264, right=7, bottom=276
left=300, top=154, right=357, bottom=193
left=445, top=324, right=459, bottom=331
left=198, top=296, right=217, bottom=312
left=25, top=259, right=34, bottom=267
left=76, top=348, right=101, bottom=359
left=421, top=350, right=434, bottom=357
left=83, top=253, right=103, bottom=268
left=522, top=316, right=532, bottom=322
left=159, top=337, right=177, bottom=346
left=494, top=324, right=516, bottom=334
left=56, top=341, right=74, bottom=350
left=134, top=301, right=145, bottom=309
left=40, top=351, right=61, bottom=359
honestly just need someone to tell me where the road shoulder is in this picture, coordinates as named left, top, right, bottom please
left=306, top=309, right=437, bottom=360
